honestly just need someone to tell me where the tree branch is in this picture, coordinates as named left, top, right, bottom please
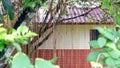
left=60, top=5, right=101, bottom=22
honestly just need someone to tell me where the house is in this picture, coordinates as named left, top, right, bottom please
left=34, top=7, right=114, bottom=68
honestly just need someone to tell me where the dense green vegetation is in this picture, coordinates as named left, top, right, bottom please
left=87, top=0, right=120, bottom=68
left=1, top=0, right=120, bottom=68
left=0, top=0, right=59, bottom=68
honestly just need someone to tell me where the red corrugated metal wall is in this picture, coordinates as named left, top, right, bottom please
left=35, top=49, right=91, bottom=68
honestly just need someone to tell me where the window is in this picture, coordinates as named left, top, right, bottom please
left=116, top=27, right=120, bottom=31
left=90, top=29, right=99, bottom=40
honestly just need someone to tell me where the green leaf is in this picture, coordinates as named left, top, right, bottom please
left=109, top=4, right=114, bottom=15
left=24, top=31, right=37, bottom=38
left=114, top=12, right=120, bottom=27
left=5, top=35, right=15, bottom=43
left=12, top=43, right=21, bottom=52
left=101, top=52, right=110, bottom=57
left=37, top=0, right=43, bottom=6
left=106, top=42, right=116, bottom=50
left=2, top=0, right=14, bottom=20
left=49, top=57, right=58, bottom=63
left=89, top=40, right=100, bottom=48
left=101, top=0, right=109, bottom=9
left=115, top=59, right=120, bottom=65
left=96, top=27, right=114, bottom=41
left=97, top=37, right=106, bottom=48
left=0, top=42, right=4, bottom=51
left=35, top=58, right=58, bottom=68
left=11, top=52, right=33, bottom=68
left=0, top=27, right=7, bottom=34
left=100, top=59, right=106, bottom=65
left=87, top=51, right=100, bottom=62
left=105, top=57, right=116, bottom=67
left=17, top=26, right=29, bottom=35
left=110, top=50, right=120, bottom=59
left=16, top=39, right=28, bottom=45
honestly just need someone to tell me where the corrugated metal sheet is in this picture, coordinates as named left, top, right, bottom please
left=36, top=7, right=113, bottom=24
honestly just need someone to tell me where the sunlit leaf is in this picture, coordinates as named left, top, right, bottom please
left=106, top=42, right=116, bottom=50
left=35, top=58, right=59, bottom=68
left=49, top=57, right=58, bottom=63
left=11, top=52, right=33, bottom=68
left=12, top=43, right=21, bottom=52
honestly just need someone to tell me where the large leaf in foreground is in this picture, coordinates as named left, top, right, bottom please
left=35, top=58, right=59, bottom=68
left=11, top=52, right=33, bottom=68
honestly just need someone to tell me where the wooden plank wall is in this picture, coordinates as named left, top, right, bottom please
left=35, top=49, right=91, bottom=68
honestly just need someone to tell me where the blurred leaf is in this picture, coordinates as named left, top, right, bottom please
left=90, top=40, right=100, bottom=48
left=0, top=27, right=7, bottom=34
left=49, top=57, right=58, bottom=63
left=97, top=27, right=114, bottom=41
left=106, top=42, right=116, bottom=50
left=12, top=43, right=21, bottom=52
left=87, top=51, right=100, bottom=62
left=11, top=52, right=33, bottom=68
left=97, top=37, right=106, bottom=48
left=24, top=31, right=37, bottom=38
left=110, top=50, right=120, bottom=59
left=105, top=57, right=116, bottom=67
left=101, top=52, right=110, bottom=57
left=0, top=42, right=4, bottom=51
left=109, top=4, right=114, bottom=15
left=114, top=12, right=120, bottom=27
left=2, top=0, right=14, bottom=20
left=16, top=39, right=28, bottom=45
left=17, top=26, right=29, bottom=35
left=101, top=0, right=109, bottom=9
left=100, top=59, right=106, bottom=65
left=35, top=58, right=59, bottom=68
left=0, top=24, right=3, bottom=27
left=5, top=35, right=15, bottom=43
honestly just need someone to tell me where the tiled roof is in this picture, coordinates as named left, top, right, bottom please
left=36, top=7, right=113, bottom=24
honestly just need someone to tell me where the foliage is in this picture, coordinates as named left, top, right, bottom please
left=100, top=0, right=120, bottom=27
left=11, top=52, right=59, bottom=68
left=22, top=0, right=43, bottom=9
left=0, top=25, right=37, bottom=53
left=87, top=0, right=120, bottom=68
left=87, top=27, right=120, bottom=68
left=0, top=0, right=59, bottom=68
left=0, top=24, right=59, bottom=68
left=1, top=0, right=14, bottom=20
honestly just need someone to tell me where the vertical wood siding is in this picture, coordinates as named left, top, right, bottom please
left=36, top=24, right=114, bottom=68
left=35, top=49, right=91, bottom=68
left=39, top=25, right=114, bottom=49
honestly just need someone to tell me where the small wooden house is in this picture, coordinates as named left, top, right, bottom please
left=34, top=7, right=114, bottom=68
